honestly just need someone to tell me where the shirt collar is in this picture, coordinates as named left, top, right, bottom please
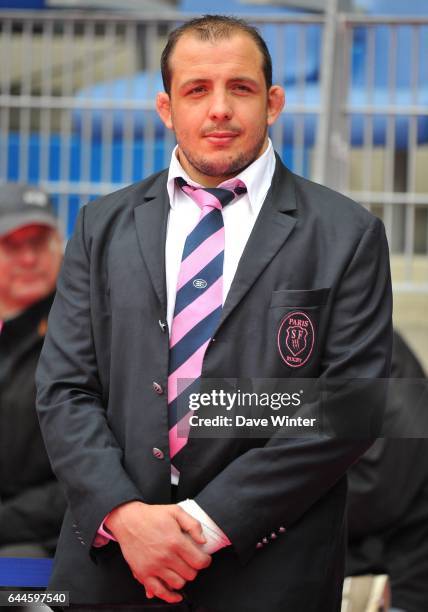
left=167, top=139, right=276, bottom=212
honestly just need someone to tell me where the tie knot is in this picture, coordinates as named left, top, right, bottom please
left=176, top=177, right=247, bottom=210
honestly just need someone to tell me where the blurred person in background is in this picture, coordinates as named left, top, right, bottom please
left=0, top=183, right=66, bottom=562
left=347, top=331, right=428, bottom=612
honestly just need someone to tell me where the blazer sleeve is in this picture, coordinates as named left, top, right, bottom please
left=195, top=215, right=393, bottom=564
left=36, top=206, right=144, bottom=556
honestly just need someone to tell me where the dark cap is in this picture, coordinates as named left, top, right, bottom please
left=0, top=182, right=57, bottom=238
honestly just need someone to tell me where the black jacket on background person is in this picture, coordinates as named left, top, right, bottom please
left=0, top=293, right=65, bottom=555
left=347, top=331, right=428, bottom=612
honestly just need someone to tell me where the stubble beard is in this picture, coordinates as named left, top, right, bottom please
left=178, top=127, right=268, bottom=180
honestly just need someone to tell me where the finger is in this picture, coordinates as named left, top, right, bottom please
left=144, top=587, right=153, bottom=599
left=144, top=577, right=183, bottom=604
left=178, top=539, right=212, bottom=571
left=174, top=507, right=207, bottom=545
left=159, top=568, right=186, bottom=590
left=169, top=556, right=198, bottom=582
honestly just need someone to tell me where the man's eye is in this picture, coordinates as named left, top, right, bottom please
left=188, top=86, right=206, bottom=95
left=233, top=84, right=252, bottom=92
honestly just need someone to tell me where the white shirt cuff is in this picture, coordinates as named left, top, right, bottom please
left=178, top=499, right=231, bottom=554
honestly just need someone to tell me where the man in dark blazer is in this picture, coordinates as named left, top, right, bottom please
left=36, top=15, right=392, bottom=612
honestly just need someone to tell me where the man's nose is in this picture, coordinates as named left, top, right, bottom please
left=17, top=243, right=38, bottom=266
left=208, top=90, right=233, bottom=121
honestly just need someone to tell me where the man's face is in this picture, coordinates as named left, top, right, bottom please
left=156, top=32, right=285, bottom=186
left=0, top=224, right=62, bottom=314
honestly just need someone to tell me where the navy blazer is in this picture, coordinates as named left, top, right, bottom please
left=36, top=157, right=392, bottom=612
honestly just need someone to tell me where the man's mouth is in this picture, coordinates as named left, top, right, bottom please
left=204, top=131, right=240, bottom=144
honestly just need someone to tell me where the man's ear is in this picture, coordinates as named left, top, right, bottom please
left=156, top=92, right=173, bottom=130
left=267, top=85, right=285, bottom=127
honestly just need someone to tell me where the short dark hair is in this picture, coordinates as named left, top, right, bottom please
left=160, top=14, right=273, bottom=94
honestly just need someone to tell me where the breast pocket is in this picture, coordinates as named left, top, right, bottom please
left=270, top=288, right=330, bottom=309
left=270, top=289, right=330, bottom=370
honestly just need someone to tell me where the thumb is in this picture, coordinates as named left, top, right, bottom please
left=174, top=507, right=207, bottom=545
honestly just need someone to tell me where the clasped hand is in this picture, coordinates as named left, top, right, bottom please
left=105, top=501, right=212, bottom=603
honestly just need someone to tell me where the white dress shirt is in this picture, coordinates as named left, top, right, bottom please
left=165, top=139, right=276, bottom=327
left=167, top=141, right=276, bottom=553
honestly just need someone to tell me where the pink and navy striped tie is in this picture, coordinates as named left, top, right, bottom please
left=168, top=176, right=247, bottom=472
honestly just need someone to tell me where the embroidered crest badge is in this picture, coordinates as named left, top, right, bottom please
left=277, top=311, right=315, bottom=368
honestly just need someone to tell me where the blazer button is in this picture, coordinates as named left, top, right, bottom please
left=152, top=382, right=163, bottom=395
left=152, top=447, right=164, bottom=460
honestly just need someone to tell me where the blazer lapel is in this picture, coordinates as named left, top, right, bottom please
left=134, top=171, right=170, bottom=313
left=220, top=157, right=298, bottom=326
